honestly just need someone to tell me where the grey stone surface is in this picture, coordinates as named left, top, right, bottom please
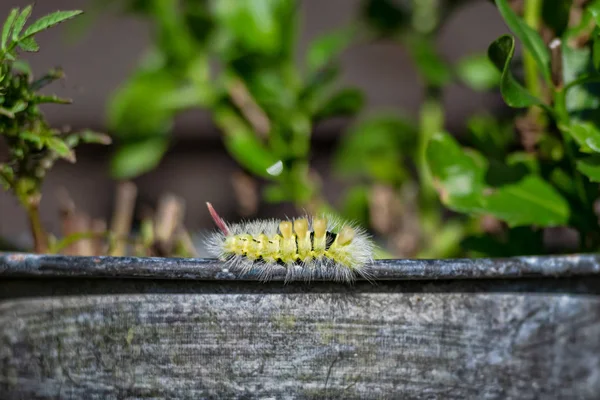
left=1, top=253, right=600, bottom=399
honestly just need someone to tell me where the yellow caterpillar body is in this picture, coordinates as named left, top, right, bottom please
left=205, top=204, right=374, bottom=283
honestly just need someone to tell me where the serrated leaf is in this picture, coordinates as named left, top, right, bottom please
left=494, top=0, right=551, bottom=83
left=12, top=59, right=31, bottom=75
left=483, top=175, right=570, bottom=227
left=21, top=10, right=83, bottom=40
left=488, top=34, right=544, bottom=108
left=1, top=8, right=19, bottom=50
left=19, top=131, right=44, bottom=149
left=0, top=107, right=14, bottom=118
left=17, top=36, right=38, bottom=52
left=31, top=94, right=71, bottom=104
left=11, top=5, right=32, bottom=41
left=577, top=155, right=600, bottom=182
left=562, top=122, right=600, bottom=153
left=426, top=131, right=485, bottom=212
left=9, top=100, right=27, bottom=114
left=47, top=137, right=75, bottom=162
left=78, top=130, right=112, bottom=145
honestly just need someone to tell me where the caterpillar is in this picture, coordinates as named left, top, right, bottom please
left=204, top=203, right=374, bottom=283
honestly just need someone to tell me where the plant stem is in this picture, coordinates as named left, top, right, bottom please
left=555, top=87, right=589, bottom=202
left=417, top=96, right=444, bottom=223
left=523, top=0, right=543, bottom=99
left=25, top=196, right=49, bottom=253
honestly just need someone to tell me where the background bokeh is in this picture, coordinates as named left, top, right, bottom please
left=0, top=0, right=511, bottom=252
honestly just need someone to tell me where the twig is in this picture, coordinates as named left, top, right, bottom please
left=91, top=218, right=107, bottom=256
left=549, top=38, right=563, bottom=89
left=176, top=228, right=199, bottom=257
left=109, top=181, right=137, bottom=256
left=228, top=78, right=271, bottom=138
left=153, top=193, right=185, bottom=256
left=26, top=194, right=48, bottom=254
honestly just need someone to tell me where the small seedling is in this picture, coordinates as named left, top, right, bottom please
left=0, top=5, right=110, bottom=253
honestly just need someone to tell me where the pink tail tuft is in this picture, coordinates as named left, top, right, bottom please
left=206, top=202, right=230, bottom=236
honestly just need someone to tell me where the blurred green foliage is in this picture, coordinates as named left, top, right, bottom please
left=83, top=0, right=600, bottom=258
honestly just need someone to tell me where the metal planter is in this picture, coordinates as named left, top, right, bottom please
left=1, top=253, right=599, bottom=399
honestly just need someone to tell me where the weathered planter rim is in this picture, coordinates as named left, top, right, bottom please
left=1, top=251, right=599, bottom=281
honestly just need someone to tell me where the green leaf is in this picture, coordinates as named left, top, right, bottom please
left=506, top=151, right=540, bottom=174
left=263, top=183, right=291, bottom=203
left=494, top=0, right=551, bottom=83
left=19, top=131, right=44, bottom=149
left=550, top=167, right=576, bottom=196
left=406, top=35, right=452, bottom=88
left=542, top=0, right=572, bottom=37
left=213, top=0, right=287, bottom=56
left=483, top=175, right=570, bottom=227
left=11, top=5, right=32, bottom=41
left=488, top=34, right=544, bottom=108
left=17, top=36, right=38, bottom=52
left=108, top=69, right=178, bottom=140
left=593, top=30, right=600, bottom=71
left=485, top=158, right=530, bottom=186
left=9, top=100, right=27, bottom=114
left=306, top=26, right=355, bottom=72
left=467, top=114, right=514, bottom=157
left=577, top=155, right=600, bottom=182
left=1, top=8, right=18, bottom=50
left=341, top=186, right=371, bottom=228
left=562, top=122, right=600, bottom=153
left=314, top=87, right=364, bottom=120
left=588, top=0, right=600, bottom=26
left=335, top=114, right=416, bottom=184
left=455, top=53, right=501, bottom=91
left=426, top=131, right=485, bottom=212
left=562, top=43, right=600, bottom=124
left=110, top=137, right=169, bottom=179
left=214, top=106, right=279, bottom=179
left=78, top=130, right=112, bottom=145
left=21, top=10, right=83, bottom=40
left=12, top=59, right=31, bottom=74
left=31, top=94, right=70, bottom=104
left=47, top=137, right=75, bottom=162
left=463, top=227, right=545, bottom=257
left=300, top=65, right=341, bottom=114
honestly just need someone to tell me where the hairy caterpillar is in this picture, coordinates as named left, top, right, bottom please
left=204, top=203, right=374, bottom=283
